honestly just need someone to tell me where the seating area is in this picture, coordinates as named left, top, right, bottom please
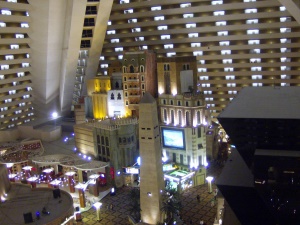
left=0, top=140, right=44, bottom=164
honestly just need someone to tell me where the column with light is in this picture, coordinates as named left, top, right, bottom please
left=50, top=179, right=62, bottom=189
left=93, top=202, right=102, bottom=221
left=75, top=183, right=86, bottom=208
left=6, top=163, right=14, bottom=174
left=206, top=176, right=214, bottom=193
left=89, top=174, right=100, bottom=197
left=43, top=168, right=54, bottom=188
left=27, top=177, right=38, bottom=188
left=22, top=166, right=32, bottom=178
left=52, top=111, right=58, bottom=127
left=65, top=171, right=76, bottom=193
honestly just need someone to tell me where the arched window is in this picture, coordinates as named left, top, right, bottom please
left=178, top=111, right=182, bottom=125
left=197, top=100, right=201, bottom=106
left=141, top=75, right=144, bottom=81
left=110, top=93, right=114, bottom=100
left=178, top=101, right=181, bottom=106
left=171, top=110, right=175, bottom=124
left=117, top=93, right=121, bottom=100
left=130, top=65, right=134, bottom=73
left=197, top=111, right=201, bottom=124
left=163, top=99, right=166, bottom=104
left=115, top=81, right=119, bottom=89
left=170, top=100, right=173, bottom=105
left=140, top=65, right=145, bottom=72
left=163, top=109, right=167, bottom=122
left=164, top=64, right=170, bottom=71
left=186, top=111, right=190, bottom=126
left=123, top=66, right=127, bottom=73
left=183, top=64, right=190, bottom=70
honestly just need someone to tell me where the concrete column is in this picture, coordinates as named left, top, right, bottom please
left=46, top=173, right=52, bottom=188
left=68, top=175, right=75, bottom=193
left=206, top=176, right=214, bottom=193
left=78, top=188, right=86, bottom=208
left=31, top=181, right=37, bottom=188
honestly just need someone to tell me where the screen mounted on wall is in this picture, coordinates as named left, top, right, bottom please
left=161, top=127, right=185, bottom=150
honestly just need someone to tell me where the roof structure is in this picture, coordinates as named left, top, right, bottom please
left=32, top=154, right=108, bottom=171
left=218, top=86, right=300, bottom=119
left=139, top=92, right=156, bottom=104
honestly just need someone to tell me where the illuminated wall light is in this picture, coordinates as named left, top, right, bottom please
left=162, top=154, right=168, bottom=162
left=158, top=86, right=164, bottom=95
left=147, top=192, right=152, bottom=196
left=134, top=156, right=140, bottom=166
left=1, top=195, right=6, bottom=202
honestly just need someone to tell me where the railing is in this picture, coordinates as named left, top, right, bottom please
left=85, top=117, right=138, bottom=130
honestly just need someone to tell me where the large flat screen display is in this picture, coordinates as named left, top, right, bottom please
left=161, top=127, right=185, bottom=150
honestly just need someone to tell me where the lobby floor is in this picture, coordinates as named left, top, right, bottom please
left=79, top=163, right=224, bottom=225
left=39, top=132, right=224, bottom=225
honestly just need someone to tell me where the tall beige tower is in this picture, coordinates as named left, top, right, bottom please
left=139, top=92, right=164, bottom=224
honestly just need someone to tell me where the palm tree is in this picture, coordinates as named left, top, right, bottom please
left=160, top=183, right=182, bottom=224
left=128, top=188, right=141, bottom=222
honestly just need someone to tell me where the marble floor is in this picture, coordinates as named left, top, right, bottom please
left=79, top=163, right=224, bottom=225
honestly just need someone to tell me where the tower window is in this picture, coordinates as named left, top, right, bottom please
left=164, top=64, right=170, bottom=71
left=82, top=29, right=93, bottom=37
left=81, top=40, right=90, bottom=48
left=84, top=18, right=94, bottom=26
left=183, top=64, right=190, bottom=70
left=86, top=6, right=97, bottom=14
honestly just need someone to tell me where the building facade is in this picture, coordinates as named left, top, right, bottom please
left=157, top=56, right=213, bottom=171
left=74, top=117, right=139, bottom=187
left=122, top=50, right=157, bottom=117
left=2, top=0, right=300, bottom=130
left=98, top=0, right=300, bottom=123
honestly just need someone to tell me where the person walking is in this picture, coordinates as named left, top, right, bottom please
left=197, top=194, right=200, bottom=203
left=214, top=188, right=218, bottom=200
